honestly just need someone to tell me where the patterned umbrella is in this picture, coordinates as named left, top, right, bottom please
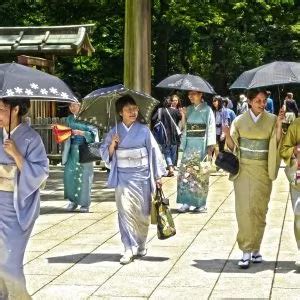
left=78, top=84, right=159, bottom=131
left=156, top=74, right=216, bottom=94
left=229, top=61, right=300, bottom=90
left=0, top=62, right=78, bottom=102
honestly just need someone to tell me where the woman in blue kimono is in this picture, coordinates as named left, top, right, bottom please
left=177, top=90, right=216, bottom=213
left=63, top=102, right=95, bottom=213
left=0, top=98, right=48, bottom=297
left=100, top=95, right=165, bottom=264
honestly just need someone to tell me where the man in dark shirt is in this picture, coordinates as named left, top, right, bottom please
left=284, top=92, right=298, bottom=118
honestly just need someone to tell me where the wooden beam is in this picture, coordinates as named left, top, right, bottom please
left=17, top=55, right=55, bottom=73
left=124, top=0, right=151, bottom=94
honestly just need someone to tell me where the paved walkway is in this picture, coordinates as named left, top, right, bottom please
left=24, top=166, right=300, bottom=299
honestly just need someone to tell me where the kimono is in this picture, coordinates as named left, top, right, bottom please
left=0, top=123, right=48, bottom=295
left=62, top=115, right=95, bottom=208
left=229, top=111, right=280, bottom=252
left=100, top=122, right=165, bottom=251
left=280, top=118, right=300, bottom=249
left=177, top=102, right=216, bottom=207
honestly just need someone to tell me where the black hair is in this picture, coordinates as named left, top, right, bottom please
left=223, top=98, right=229, bottom=107
left=246, top=89, right=267, bottom=101
left=115, top=95, right=137, bottom=114
left=1, top=98, right=30, bottom=116
left=212, top=95, right=223, bottom=111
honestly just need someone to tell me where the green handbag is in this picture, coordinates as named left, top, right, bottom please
left=153, top=188, right=176, bottom=240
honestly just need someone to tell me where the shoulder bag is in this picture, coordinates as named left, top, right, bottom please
left=165, top=108, right=182, bottom=136
left=152, top=108, right=168, bottom=145
left=79, top=142, right=102, bottom=163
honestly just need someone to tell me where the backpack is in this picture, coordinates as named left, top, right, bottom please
left=152, top=108, right=168, bottom=145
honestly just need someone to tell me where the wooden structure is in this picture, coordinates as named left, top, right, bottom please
left=0, top=25, right=95, bottom=160
left=124, top=0, right=151, bottom=94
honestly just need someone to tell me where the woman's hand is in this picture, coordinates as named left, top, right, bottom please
left=222, top=124, right=230, bottom=137
left=156, top=178, right=162, bottom=189
left=72, top=129, right=84, bottom=136
left=3, top=139, right=24, bottom=170
left=207, top=145, right=214, bottom=158
left=4, top=139, right=20, bottom=159
left=108, top=134, right=120, bottom=158
left=277, top=108, right=285, bottom=125
left=110, top=134, right=120, bottom=148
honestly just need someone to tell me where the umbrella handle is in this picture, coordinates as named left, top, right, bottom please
left=8, top=106, right=12, bottom=139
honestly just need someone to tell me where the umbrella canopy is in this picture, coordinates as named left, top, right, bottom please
left=229, top=61, right=300, bottom=90
left=156, top=74, right=216, bottom=94
left=0, top=62, right=78, bottom=102
left=78, top=84, right=160, bottom=130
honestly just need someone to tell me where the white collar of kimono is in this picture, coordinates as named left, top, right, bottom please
left=3, top=123, right=21, bottom=141
left=194, top=102, right=203, bottom=110
left=122, top=122, right=134, bottom=132
left=249, top=109, right=262, bottom=123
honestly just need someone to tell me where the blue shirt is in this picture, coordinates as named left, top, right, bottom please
left=265, top=97, right=274, bottom=114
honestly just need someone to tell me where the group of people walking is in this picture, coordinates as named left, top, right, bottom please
left=0, top=88, right=299, bottom=297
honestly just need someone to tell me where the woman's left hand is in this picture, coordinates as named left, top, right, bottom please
left=3, top=139, right=21, bottom=159
left=207, top=145, right=214, bottom=158
left=156, top=179, right=162, bottom=189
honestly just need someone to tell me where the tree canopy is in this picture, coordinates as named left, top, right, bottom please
left=0, top=0, right=299, bottom=100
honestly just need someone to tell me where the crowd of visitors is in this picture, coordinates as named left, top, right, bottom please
left=0, top=88, right=299, bottom=297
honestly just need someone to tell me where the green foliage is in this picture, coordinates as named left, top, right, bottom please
left=0, top=0, right=299, bottom=96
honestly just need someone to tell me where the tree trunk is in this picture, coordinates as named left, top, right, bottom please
left=124, top=0, right=151, bottom=94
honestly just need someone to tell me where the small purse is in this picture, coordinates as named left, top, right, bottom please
left=0, top=164, right=17, bottom=192
left=79, top=142, right=102, bottom=163
left=215, top=151, right=239, bottom=175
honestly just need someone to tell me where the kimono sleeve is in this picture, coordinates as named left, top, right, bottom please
left=15, top=134, right=49, bottom=231
left=268, top=119, right=281, bottom=181
left=280, top=122, right=298, bottom=167
left=206, top=108, right=216, bottom=147
left=99, top=128, right=115, bottom=165
left=67, top=116, right=95, bottom=143
left=145, top=129, right=166, bottom=192
left=227, top=117, right=241, bottom=181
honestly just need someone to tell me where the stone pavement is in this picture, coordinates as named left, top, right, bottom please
left=24, top=166, right=300, bottom=299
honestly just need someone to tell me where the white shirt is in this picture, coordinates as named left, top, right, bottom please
left=122, top=122, right=134, bottom=132
left=249, top=109, right=262, bottom=123
left=3, top=124, right=21, bottom=141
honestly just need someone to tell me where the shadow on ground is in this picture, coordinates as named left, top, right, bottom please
left=47, top=253, right=170, bottom=264
left=192, top=259, right=300, bottom=273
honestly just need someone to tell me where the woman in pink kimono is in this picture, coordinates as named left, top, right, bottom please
left=0, top=98, right=49, bottom=297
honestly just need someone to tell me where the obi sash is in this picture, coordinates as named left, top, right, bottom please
left=0, top=163, right=17, bottom=192
left=239, top=138, right=269, bottom=160
left=186, top=123, right=206, bottom=137
left=116, top=147, right=149, bottom=168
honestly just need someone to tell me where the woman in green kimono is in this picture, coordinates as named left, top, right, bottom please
left=224, top=89, right=284, bottom=269
left=280, top=118, right=300, bottom=267
left=177, top=90, right=216, bottom=213
left=63, top=102, right=96, bottom=213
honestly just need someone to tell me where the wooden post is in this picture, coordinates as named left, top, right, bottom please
left=124, top=0, right=151, bottom=94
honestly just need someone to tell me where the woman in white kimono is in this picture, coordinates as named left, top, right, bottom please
left=224, top=89, right=284, bottom=269
left=0, top=98, right=49, bottom=297
left=100, top=95, right=165, bottom=264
